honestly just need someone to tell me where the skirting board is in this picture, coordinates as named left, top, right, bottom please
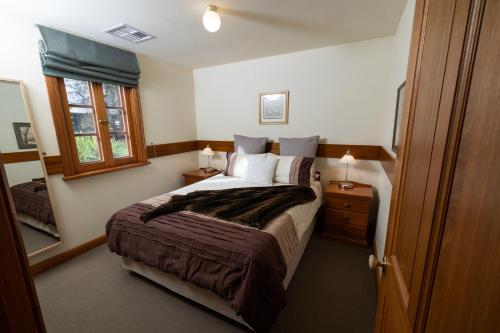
left=30, top=235, right=107, bottom=276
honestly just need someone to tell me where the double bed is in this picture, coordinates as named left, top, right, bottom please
left=10, top=180, right=59, bottom=237
left=106, top=174, right=322, bottom=332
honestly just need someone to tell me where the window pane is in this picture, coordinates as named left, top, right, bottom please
left=64, top=78, right=91, bottom=105
left=107, top=109, right=126, bottom=133
left=70, top=107, right=96, bottom=134
left=75, top=136, right=101, bottom=163
left=111, top=134, right=130, bottom=158
left=103, top=83, right=122, bottom=107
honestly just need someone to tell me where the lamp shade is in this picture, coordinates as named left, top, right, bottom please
left=339, top=150, right=358, bottom=165
left=201, top=145, right=215, bottom=156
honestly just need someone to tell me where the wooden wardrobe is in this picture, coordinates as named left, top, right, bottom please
left=374, top=0, right=500, bottom=331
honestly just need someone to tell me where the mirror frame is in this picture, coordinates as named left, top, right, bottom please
left=1, top=77, right=63, bottom=258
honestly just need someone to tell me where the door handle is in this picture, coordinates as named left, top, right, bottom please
left=369, top=254, right=387, bottom=273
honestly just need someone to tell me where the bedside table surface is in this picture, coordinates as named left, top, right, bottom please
left=182, top=169, right=220, bottom=178
left=325, top=181, right=373, bottom=199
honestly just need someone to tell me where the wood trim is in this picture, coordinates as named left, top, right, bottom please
left=41, top=141, right=396, bottom=182
left=45, top=76, right=76, bottom=176
left=197, top=140, right=382, bottom=160
left=0, top=156, right=46, bottom=332
left=31, top=235, right=107, bottom=276
left=62, top=161, right=150, bottom=181
left=45, top=76, right=148, bottom=178
left=378, top=147, right=396, bottom=185
left=146, top=140, right=198, bottom=159
left=44, top=155, right=64, bottom=175
left=1, top=151, right=40, bottom=164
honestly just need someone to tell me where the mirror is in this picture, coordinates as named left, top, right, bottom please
left=0, top=79, right=61, bottom=257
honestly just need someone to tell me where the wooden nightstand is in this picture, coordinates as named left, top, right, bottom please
left=322, top=181, right=373, bottom=246
left=182, top=169, right=220, bottom=186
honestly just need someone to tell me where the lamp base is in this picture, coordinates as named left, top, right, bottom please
left=338, top=181, right=354, bottom=189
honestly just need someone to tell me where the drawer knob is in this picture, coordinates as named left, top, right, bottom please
left=344, top=202, right=350, bottom=208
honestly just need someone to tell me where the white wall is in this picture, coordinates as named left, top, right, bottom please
left=0, top=14, right=199, bottom=264
left=381, top=0, right=416, bottom=156
left=373, top=0, right=415, bottom=259
left=194, top=4, right=415, bottom=260
left=194, top=37, right=394, bottom=143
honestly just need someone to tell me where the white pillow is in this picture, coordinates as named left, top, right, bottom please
left=223, top=153, right=251, bottom=178
left=244, top=154, right=278, bottom=186
left=270, top=153, right=316, bottom=186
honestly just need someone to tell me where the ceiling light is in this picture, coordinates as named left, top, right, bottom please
left=203, top=5, right=221, bottom=32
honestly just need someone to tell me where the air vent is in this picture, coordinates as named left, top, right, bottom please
left=104, top=24, right=155, bottom=43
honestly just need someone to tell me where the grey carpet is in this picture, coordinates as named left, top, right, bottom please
left=20, top=223, right=59, bottom=255
left=35, top=232, right=376, bottom=333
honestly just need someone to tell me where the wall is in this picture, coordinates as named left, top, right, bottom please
left=194, top=4, right=415, bottom=259
left=373, top=0, right=415, bottom=258
left=194, top=37, right=394, bottom=143
left=0, top=14, right=199, bottom=264
left=381, top=0, right=416, bottom=156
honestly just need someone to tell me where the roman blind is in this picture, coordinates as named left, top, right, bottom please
left=37, top=25, right=140, bottom=87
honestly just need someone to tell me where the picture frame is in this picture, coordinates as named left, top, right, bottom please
left=13, top=122, right=37, bottom=149
left=259, top=91, right=289, bottom=125
left=391, top=82, right=406, bottom=154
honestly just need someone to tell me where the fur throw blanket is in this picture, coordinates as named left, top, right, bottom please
left=140, top=185, right=317, bottom=229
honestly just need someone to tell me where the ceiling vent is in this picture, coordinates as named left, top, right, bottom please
left=104, top=24, right=155, bottom=43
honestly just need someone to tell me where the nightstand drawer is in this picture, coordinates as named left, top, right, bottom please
left=325, top=208, right=368, bottom=227
left=325, top=194, right=370, bottom=213
left=184, top=177, right=200, bottom=186
left=325, top=222, right=367, bottom=240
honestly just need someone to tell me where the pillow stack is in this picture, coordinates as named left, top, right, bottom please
left=223, top=135, right=320, bottom=186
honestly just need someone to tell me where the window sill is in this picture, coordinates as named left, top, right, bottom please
left=62, top=161, right=150, bottom=181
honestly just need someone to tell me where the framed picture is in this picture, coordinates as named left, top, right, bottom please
left=391, top=82, right=406, bottom=154
left=13, top=122, right=36, bottom=149
left=259, top=91, right=289, bottom=125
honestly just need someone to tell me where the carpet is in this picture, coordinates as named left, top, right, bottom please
left=35, top=232, right=377, bottom=333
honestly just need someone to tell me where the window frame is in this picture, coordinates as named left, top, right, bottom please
left=45, top=76, right=148, bottom=181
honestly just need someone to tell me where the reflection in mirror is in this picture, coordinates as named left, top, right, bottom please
left=0, top=79, right=61, bottom=257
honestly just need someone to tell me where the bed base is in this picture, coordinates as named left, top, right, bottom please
left=122, top=218, right=316, bottom=330
left=17, top=212, right=60, bottom=238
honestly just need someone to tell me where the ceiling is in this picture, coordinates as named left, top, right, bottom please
left=6, top=0, right=407, bottom=69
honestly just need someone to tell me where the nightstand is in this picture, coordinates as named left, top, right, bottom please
left=182, top=169, right=220, bottom=186
left=322, top=181, right=374, bottom=246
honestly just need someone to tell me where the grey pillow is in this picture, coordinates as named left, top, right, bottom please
left=234, top=135, right=268, bottom=154
left=279, top=136, right=320, bottom=157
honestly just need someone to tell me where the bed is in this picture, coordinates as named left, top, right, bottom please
left=10, top=180, right=59, bottom=237
left=106, top=174, right=322, bottom=331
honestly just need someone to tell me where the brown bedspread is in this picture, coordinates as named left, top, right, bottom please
left=106, top=203, right=287, bottom=332
left=140, top=185, right=317, bottom=229
left=10, top=181, right=55, bottom=225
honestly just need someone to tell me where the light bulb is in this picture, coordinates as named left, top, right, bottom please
left=203, top=5, right=221, bottom=32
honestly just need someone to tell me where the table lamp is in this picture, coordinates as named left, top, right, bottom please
left=201, top=145, right=215, bottom=173
left=338, top=150, right=358, bottom=189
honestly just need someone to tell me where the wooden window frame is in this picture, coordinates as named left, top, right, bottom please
left=45, top=76, right=149, bottom=181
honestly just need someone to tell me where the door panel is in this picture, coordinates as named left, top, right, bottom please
left=425, top=0, right=500, bottom=331
left=375, top=0, right=479, bottom=331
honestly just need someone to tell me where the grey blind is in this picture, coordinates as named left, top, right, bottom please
left=37, top=25, right=140, bottom=87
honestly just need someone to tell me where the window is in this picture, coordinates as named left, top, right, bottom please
left=45, top=76, right=148, bottom=180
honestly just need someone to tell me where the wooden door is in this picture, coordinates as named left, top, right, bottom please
left=424, top=0, right=500, bottom=330
left=374, top=0, right=489, bottom=331
left=0, top=156, right=46, bottom=332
